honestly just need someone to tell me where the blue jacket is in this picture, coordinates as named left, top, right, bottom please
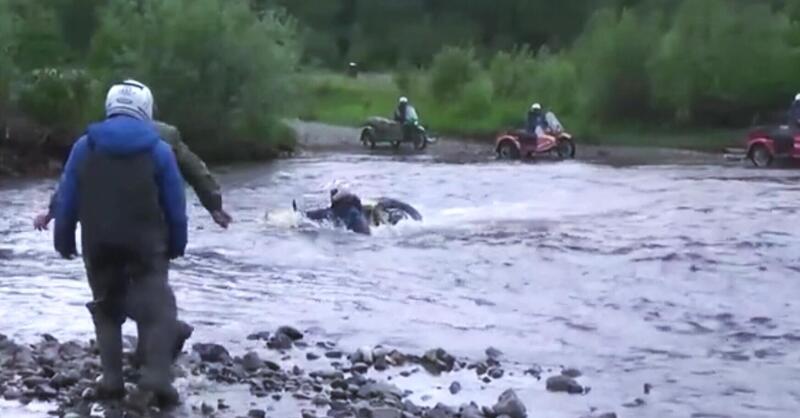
left=54, top=116, right=188, bottom=258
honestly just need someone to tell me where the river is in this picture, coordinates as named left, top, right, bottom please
left=1, top=123, right=799, bottom=417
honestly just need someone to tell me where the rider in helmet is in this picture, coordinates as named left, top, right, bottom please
left=394, top=96, right=419, bottom=143
left=789, top=93, right=800, bottom=128
left=302, top=187, right=371, bottom=235
left=298, top=188, right=422, bottom=234
left=527, top=103, right=549, bottom=137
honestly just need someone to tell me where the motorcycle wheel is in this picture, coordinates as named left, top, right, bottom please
left=414, top=133, right=427, bottom=150
left=556, top=138, right=576, bottom=159
left=749, top=144, right=773, bottom=167
left=497, top=141, right=520, bottom=160
left=361, top=129, right=376, bottom=149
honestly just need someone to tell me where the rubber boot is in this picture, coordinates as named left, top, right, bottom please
left=133, top=319, right=193, bottom=368
left=172, top=320, right=194, bottom=360
left=137, top=319, right=180, bottom=406
left=93, top=317, right=125, bottom=399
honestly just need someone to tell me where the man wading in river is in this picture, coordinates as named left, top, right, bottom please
left=53, top=80, right=187, bottom=404
left=33, top=82, right=231, bottom=368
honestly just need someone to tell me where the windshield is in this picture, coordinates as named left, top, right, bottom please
left=546, top=111, right=563, bottom=131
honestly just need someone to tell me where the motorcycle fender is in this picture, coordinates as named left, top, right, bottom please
left=748, top=138, right=775, bottom=156
left=497, top=136, right=520, bottom=151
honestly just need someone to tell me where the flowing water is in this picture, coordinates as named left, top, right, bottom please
left=2, top=136, right=800, bottom=417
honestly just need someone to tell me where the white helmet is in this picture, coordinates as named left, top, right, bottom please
left=399, top=96, right=408, bottom=104
left=105, top=79, right=154, bottom=120
left=531, top=103, right=542, bottom=111
left=795, top=93, right=800, bottom=102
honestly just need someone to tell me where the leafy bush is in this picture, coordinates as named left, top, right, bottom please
left=15, top=68, right=95, bottom=132
left=649, top=0, right=796, bottom=125
left=572, top=8, right=658, bottom=123
left=454, top=74, right=494, bottom=119
left=89, top=0, right=302, bottom=159
left=429, top=46, right=482, bottom=103
left=0, top=0, right=16, bottom=109
left=488, top=46, right=537, bottom=99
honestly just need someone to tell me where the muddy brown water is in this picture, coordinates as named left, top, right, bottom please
left=1, top=122, right=799, bottom=417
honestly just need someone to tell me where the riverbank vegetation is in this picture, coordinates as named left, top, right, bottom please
left=295, top=0, right=800, bottom=149
left=0, top=0, right=300, bottom=175
left=1, top=0, right=799, bottom=175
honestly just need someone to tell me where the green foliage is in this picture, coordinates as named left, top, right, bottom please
left=1, top=0, right=300, bottom=161
left=0, top=0, right=16, bottom=107
left=649, top=0, right=796, bottom=125
left=488, top=46, right=537, bottom=99
left=429, top=46, right=482, bottom=103
left=572, top=8, right=658, bottom=122
left=15, top=68, right=96, bottom=131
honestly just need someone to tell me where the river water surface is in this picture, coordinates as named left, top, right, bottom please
left=1, top=131, right=799, bottom=418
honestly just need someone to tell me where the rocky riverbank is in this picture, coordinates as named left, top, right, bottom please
left=0, top=327, right=621, bottom=418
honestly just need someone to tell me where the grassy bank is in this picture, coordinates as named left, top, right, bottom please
left=299, top=72, right=744, bottom=152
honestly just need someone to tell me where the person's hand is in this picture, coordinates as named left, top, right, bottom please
left=34, top=213, right=53, bottom=231
left=211, top=209, right=232, bottom=229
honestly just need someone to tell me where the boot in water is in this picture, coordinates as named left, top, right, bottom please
left=133, top=319, right=193, bottom=368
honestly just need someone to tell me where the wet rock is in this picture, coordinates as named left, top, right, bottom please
left=623, top=398, right=646, bottom=408
left=352, top=363, right=369, bottom=374
left=421, top=349, right=455, bottom=375
left=326, top=350, right=344, bottom=359
left=360, top=407, right=404, bottom=418
left=58, top=341, right=86, bottom=361
left=486, top=347, right=503, bottom=361
left=488, top=368, right=504, bottom=379
left=425, top=403, right=456, bottom=418
left=242, top=351, right=263, bottom=372
left=307, top=352, right=321, bottom=361
left=267, top=333, right=293, bottom=350
left=357, top=382, right=403, bottom=400
left=247, top=331, right=271, bottom=341
left=493, top=389, right=526, bottom=418
left=449, top=381, right=462, bottom=395
left=192, top=343, right=231, bottom=363
left=386, top=350, right=407, bottom=367
left=313, top=395, right=330, bottom=407
left=248, top=409, right=267, bottom=418
left=561, top=368, right=582, bottom=378
left=403, top=400, right=422, bottom=415
left=3, top=387, right=22, bottom=400
left=373, top=356, right=389, bottom=372
left=331, top=389, right=349, bottom=400
left=301, top=410, right=317, bottom=418
left=459, top=403, right=484, bottom=418
left=200, top=401, right=215, bottom=415
left=264, top=360, right=281, bottom=371
left=50, top=370, right=80, bottom=389
left=351, top=346, right=375, bottom=365
left=523, top=365, right=542, bottom=379
left=312, top=370, right=344, bottom=381
left=22, top=376, right=48, bottom=388
left=546, top=375, right=583, bottom=394
left=276, top=326, right=304, bottom=341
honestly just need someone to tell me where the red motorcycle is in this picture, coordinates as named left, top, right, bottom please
left=495, top=112, right=576, bottom=160
left=746, top=125, right=800, bottom=167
